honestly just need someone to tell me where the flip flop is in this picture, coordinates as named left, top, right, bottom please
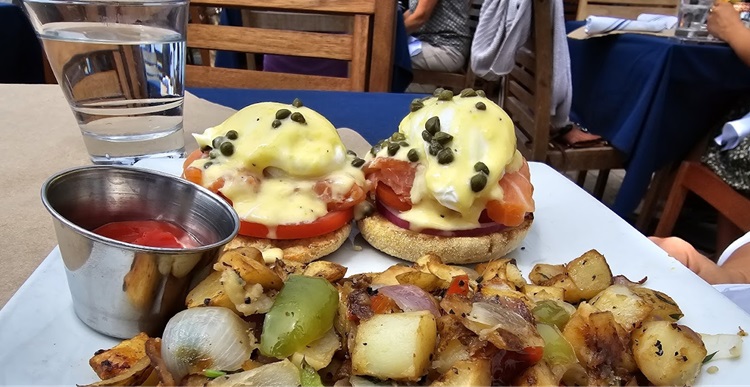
left=552, top=124, right=609, bottom=149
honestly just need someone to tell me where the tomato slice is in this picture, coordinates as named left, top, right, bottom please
left=376, top=183, right=412, bottom=212
left=239, top=208, right=353, bottom=239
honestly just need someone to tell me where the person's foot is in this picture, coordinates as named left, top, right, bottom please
left=555, top=124, right=606, bottom=148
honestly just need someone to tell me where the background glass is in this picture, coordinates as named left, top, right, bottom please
left=675, top=0, right=714, bottom=40
left=23, top=0, right=188, bottom=165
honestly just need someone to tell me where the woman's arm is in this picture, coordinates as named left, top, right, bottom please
left=708, top=0, right=750, bottom=66
left=404, top=0, right=439, bottom=34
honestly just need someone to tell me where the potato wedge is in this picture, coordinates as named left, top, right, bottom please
left=185, top=270, right=238, bottom=312
left=565, top=250, right=613, bottom=300
left=430, top=358, right=491, bottom=386
left=215, top=250, right=283, bottom=290
left=89, top=332, right=150, bottom=380
left=352, top=311, right=437, bottom=381
left=529, top=263, right=566, bottom=285
left=631, top=321, right=706, bottom=386
left=303, top=261, right=347, bottom=283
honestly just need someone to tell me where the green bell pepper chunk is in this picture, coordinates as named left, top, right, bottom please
left=299, top=361, right=324, bottom=387
left=532, top=300, right=571, bottom=329
left=260, top=275, right=339, bottom=358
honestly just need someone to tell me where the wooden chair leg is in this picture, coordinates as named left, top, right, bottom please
left=635, top=166, right=675, bottom=232
left=576, top=170, right=587, bottom=187
left=653, top=164, right=691, bottom=237
left=593, top=169, right=609, bottom=200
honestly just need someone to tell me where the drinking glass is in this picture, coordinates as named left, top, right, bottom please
left=675, top=0, right=714, bottom=40
left=23, top=0, right=188, bottom=165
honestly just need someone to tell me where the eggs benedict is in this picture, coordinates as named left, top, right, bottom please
left=183, top=99, right=368, bottom=262
left=358, top=89, right=534, bottom=264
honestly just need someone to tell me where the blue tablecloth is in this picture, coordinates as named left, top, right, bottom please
left=189, top=88, right=420, bottom=144
left=215, top=10, right=412, bottom=93
left=567, top=21, right=750, bottom=217
left=0, top=3, right=45, bottom=84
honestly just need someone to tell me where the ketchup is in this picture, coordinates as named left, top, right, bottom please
left=93, top=220, right=199, bottom=248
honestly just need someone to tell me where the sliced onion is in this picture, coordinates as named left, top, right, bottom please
left=700, top=333, right=744, bottom=361
left=162, top=307, right=255, bottom=381
left=466, top=301, right=544, bottom=347
left=377, top=284, right=441, bottom=318
left=376, top=201, right=508, bottom=237
left=208, top=359, right=300, bottom=387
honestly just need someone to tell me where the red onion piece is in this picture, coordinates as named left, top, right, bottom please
left=376, top=201, right=508, bottom=237
left=377, top=285, right=441, bottom=318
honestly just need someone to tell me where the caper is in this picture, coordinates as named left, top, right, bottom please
left=290, top=112, right=306, bottom=124
left=220, top=141, right=234, bottom=156
left=209, top=150, right=220, bottom=159
left=433, top=87, right=445, bottom=96
left=422, top=130, right=433, bottom=142
left=203, top=161, right=213, bottom=169
left=476, top=90, right=486, bottom=98
left=475, top=102, right=487, bottom=111
left=474, top=161, right=489, bottom=175
left=371, top=142, right=384, bottom=156
left=460, top=88, right=477, bottom=98
left=399, top=141, right=409, bottom=147
left=276, top=109, right=291, bottom=120
left=438, top=89, right=454, bottom=101
left=410, top=99, right=424, bottom=112
left=433, top=131, right=453, bottom=145
left=437, top=148, right=454, bottom=164
left=292, top=98, right=303, bottom=107
left=347, top=150, right=357, bottom=156
left=351, top=158, right=365, bottom=168
left=470, top=173, right=488, bottom=192
left=425, top=116, right=441, bottom=134
left=211, top=136, right=224, bottom=149
left=407, top=148, right=419, bottom=162
left=387, top=142, right=400, bottom=156
left=428, top=140, right=442, bottom=156
left=200, top=145, right=212, bottom=152
left=272, top=119, right=282, bottom=129
left=391, top=132, right=406, bottom=141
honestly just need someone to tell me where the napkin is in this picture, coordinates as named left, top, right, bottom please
left=714, top=112, right=750, bottom=151
left=585, top=13, right=678, bottom=35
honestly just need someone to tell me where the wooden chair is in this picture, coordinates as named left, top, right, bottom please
left=186, top=0, right=396, bottom=92
left=502, top=0, right=623, bottom=199
left=576, top=0, right=679, bottom=20
left=410, top=0, right=484, bottom=93
left=654, top=161, right=750, bottom=252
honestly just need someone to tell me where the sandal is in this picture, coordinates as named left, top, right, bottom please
left=552, top=123, right=608, bottom=148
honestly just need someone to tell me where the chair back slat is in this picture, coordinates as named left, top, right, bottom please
left=187, top=0, right=394, bottom=91
left=576, top=0, right=679, bottom=19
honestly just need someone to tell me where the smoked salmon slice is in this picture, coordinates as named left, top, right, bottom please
left=486, top=159, right=535, bottom=227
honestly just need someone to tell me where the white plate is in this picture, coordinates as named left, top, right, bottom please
left=0, top=161, right=748, bottom=385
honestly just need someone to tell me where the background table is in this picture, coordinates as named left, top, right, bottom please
left=567, top=22, right=750, bottom=217
left=190, top=88, right=421, bottom=144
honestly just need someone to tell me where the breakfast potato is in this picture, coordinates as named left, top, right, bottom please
left=630, top=287, right=684, bottom=321
left=523, top=285, right=565, bottom=302
left=298, top=328, right=341, bottom=370
left=590, top=285, right=652, bottom=331
left=271, top=258, right=306, bottom=281
left=631, top=320, right=707, bottom=386
left=543, top=273, right=586, bottom=303
left=529, top=263, right=566, bottom=285
left=215, top=250, right=283, bottom=290
left=83, top=357, right=155, bottom=387
left=396, top=270, right=449, bottom=292
left=416, top=253, right=468, bottom=283
left=123, top=254, right=159, bottom=310
left=513, top=360, right=558, bottom=386
left=565, top=250, right=613, bottom=300
left=430, top=358, right=491, bottom=386
left=372, top=264, right=416, bottom=286
left=185, top=270, right=238, bottom=312
left=562, top=303, right=637, bottom=384
left=303, top=261, right=347, bottom=283
left=352, top=311, right=437, bottom=381
left=89, top=332, right=150, bottom=380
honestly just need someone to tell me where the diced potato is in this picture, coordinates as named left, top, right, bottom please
left=352, top=311, right=437, bottom=381
left=514, top=360, right=558, bottom=386
left=215, top=250, right=283, bottom=290
left=298, top=328, right=341, bottom=370
left=83, top=357, right=154, bottom=387
left=417, top=254, right=467, bottom=283
left=396, top=270, right=449, bottom=292
left=505, top=262, right=527, bottom=289
left=529, top=263, right=566, bottom=285
left=431, top=338, right=470, bottom=374
left=630, top=287, right=684, bottom=321
left=523, top=285, right=565, bottom=302
left=562, top=303, right=637, bottom=384
left=565, top=250, right=613, bottom=300
left=185, top=270, right=238, bottom=312
left=372, top=264, right=415, bottom=286
left=430, top=358, right=491, bottom=386
left=590, top=285, right=653, bottom=331
left=272, top=258, right=306, bottom=281
left=544, top=273, right=586, bottom=304
left=476, top=259, right=512, bottom=281
left=303, top=261, right=347, bottom=283
left=223, top=247, right=265, bottom=264
left=89, top=332, right=150, bottom=380
left=631, top=321, right=707, bottom=386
